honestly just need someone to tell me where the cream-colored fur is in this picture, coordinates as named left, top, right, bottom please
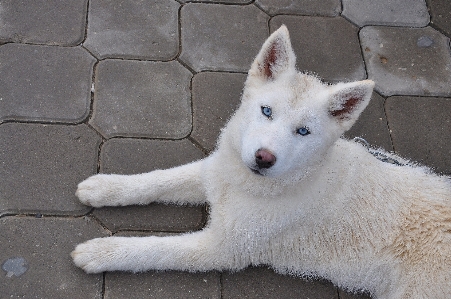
left=72, top=26, right=451, bottom=299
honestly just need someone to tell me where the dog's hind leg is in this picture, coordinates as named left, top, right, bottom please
left=72, top=228, right=232, bottom=274
left=75, top=159, right=207, bottom=207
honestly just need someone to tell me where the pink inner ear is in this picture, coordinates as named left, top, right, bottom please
left=263, top=43, right=278, bottom=79
left=330, top=96, right=361, bottom=118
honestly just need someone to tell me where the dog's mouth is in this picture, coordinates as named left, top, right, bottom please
left=249, top=167, right=264, bottom=176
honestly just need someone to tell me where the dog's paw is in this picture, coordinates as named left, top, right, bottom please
left=76, top=174, right=124, bottom=207
left=71, top=238, right=118, bottom=274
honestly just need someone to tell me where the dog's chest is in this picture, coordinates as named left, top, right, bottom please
left=217, top=194, right=304, bottom=242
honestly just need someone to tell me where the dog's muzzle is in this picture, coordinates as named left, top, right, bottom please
left=255, top=149, right=276, bottom=169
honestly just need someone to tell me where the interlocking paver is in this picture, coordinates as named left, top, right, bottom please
left=93, top=138, right=206, bottom=232
left=0, top=0, right=88, bottom=46
left=342, top=0, right=429, bottom=27
left=428, top=0, right=451, bottom=37
left=360, top=26, right=451, bottom=97
left=90, top=60, right=192, bottom=139
left=192, top=72, right=246, bottom=152
left=345, top=92, right=393, bottom=151
left=0, top=123, right=101, bottom=216
left=0, top=217, right=108, bottom=298
left=255, top=0, right=341, bottom=16
left=93, top=204, right=206, bottom=233
left=84, top=0, right=179, bottom=60
left=385, top=96, right=451, bottom=175
left=270, top=16, right=365, bottom=83
left=0, top=44, right=95, bottom=123
left=105, top=271, right=221, bottom=299
left=179, top=3, right=269, bottom=72
left=100, top=139, right=205, bottom=174
left=222, top=267, right=338, bottom=298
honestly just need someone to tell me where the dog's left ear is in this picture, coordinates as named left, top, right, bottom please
left=328, top=80, right=375, bottom=131
left=248, top=25, right=296, bottom=81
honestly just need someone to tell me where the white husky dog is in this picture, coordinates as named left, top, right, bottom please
left=72, top=26, right=451, bottom=299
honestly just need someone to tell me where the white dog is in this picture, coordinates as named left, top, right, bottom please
left=72, top=26, right=451, bottom=299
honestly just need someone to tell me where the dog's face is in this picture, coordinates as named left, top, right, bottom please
left=230, top=26, right=374, bottom=181
left=238, top=74, right=337, bottom=179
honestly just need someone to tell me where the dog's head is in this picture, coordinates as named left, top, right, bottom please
left=225, top=26, right=374, bottom=182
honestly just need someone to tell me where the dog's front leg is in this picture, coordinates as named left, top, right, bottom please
left=71, top=229, right=229, bottom=274
left=76, top=159, right=207, bottom=207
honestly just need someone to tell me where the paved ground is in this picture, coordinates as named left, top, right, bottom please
left=0, top=0, right=450, bottom=298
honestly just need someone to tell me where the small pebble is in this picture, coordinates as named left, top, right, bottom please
left=417, top=36, right=433, bottom=48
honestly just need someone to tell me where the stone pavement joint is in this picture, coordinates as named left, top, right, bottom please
left=427, top=0, right=451, bottom=37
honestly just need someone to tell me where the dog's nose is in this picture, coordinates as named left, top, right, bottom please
left=255, top=149, right=276, bottom=169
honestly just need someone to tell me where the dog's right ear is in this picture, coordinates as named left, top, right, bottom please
left=328, top=80, right=375, bottom=131
left=248, top=25, right=296, bottom=81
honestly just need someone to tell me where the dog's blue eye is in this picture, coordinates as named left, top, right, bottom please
left=297, top=127, right=310, bottom=136
left=261, top=106, right=272, bottom=118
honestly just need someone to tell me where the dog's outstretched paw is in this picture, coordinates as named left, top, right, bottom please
left=71, top=238, right=116, bottom=274
left=76, top=174, right=124, bottom=207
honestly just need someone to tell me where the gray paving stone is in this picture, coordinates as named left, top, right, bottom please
left=93, top=138, right=206, bottom=232
left=342, top=0, right=429, bottom=27
left=385, top=96, right=451, bottom=175
left=0, top=44, right=95, bottom=123
left=100, top=139, right=205, bottom=174
left=0, top=0, right=88, bottom=46
left=270, top=16, right=366, bottom=83
left=105, top=271, right=221, bottom=299
left=428, top=0, right=451, bottom=37
left=84, top=0, right=179, bottom=60
left=90, top=60, right=192, bottom=139
left=222, top=267, right=338, bottom=298
left=0, top=216, right=108, bottom=298
left=0, top=124, right=101, bottom=216
left=93, top=204, right=206, bottom=233
left=360, top=26, right=451, bottom=97
left=179, top=3, right=269, bottom=72
left=192, top=72, right=246, bottom=152
left=255, top=0, right=341, bottom=16
left=345, top=92, right=393, bottom=151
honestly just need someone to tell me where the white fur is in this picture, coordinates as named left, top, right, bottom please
left=72, top=26, right=451, bottom=299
